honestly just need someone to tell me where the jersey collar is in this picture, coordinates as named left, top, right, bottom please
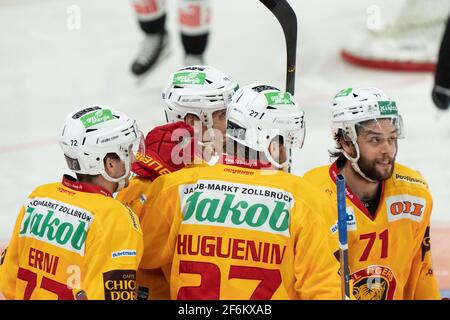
left=220, top=154, right=273, bottom=170
left=329, top=161, right=385, bottom=221
left=62, top=175, right=113, bottom=198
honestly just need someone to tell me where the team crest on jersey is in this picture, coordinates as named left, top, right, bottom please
left=179, top=180, right=294, bottom=236
left=352, top=265, right=397, bottom=300
left=330, top=206, right=357, bottom=234
left=386, top=195, right=426, bottom=223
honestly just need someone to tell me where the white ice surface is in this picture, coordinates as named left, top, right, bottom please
left=1, top=0, right=449, bottom=241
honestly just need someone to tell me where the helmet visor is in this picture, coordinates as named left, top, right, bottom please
left=355, top=115, right=404, bottom=139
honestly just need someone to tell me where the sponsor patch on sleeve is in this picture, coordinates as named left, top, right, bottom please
left=111, top=249, right=137, bottom=259
left=103, top=270, right=137, bottom=300
left=126, top=207, right=141, bottom=232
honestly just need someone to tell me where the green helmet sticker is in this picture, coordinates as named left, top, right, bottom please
left=335, top=88, right=353, bottom=98
left=265, top=92, right=294, bottom=105
left=80, top=109, right=114, bottom=128
left=378, top=101, right=398, bottom=115
left=172, top=72, right=206, bottom=85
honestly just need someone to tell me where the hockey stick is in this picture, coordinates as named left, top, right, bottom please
left=336, top=174, right=351, bottom=300
left=258, top=0, right=297, bottom=172
left=75, top=290, right=88, bottom=300
left=258, top=0, right=297, bottom=95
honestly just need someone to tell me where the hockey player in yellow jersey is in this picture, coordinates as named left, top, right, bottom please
left=138, top=83, right=342, bottom=300
left=117, top=65, right=239, bottom=220
left=303, top=87, right=440, bottom=300
left=0, top=106, right=144, bottom=300
left=116, top=65, right=238, bottom=300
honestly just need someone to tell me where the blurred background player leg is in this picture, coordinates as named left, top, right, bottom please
left=131, top=0, right=169, bottom=76
left=179, top=0, right=210, bottom=66
left=432, top=16, right=450, bottom=111
left=341, top=0, right=450, bottom=71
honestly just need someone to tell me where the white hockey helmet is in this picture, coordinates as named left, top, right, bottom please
left=227, top=83, right=305, bottom=168
left=162, top=65, right=239, bottom=128
left=331, top=87, right=404, bottom=181
left=59, top=106, right=144, bottom=190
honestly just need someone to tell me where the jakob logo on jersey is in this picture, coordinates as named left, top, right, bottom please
left=352, top=265, right=397, bottom=300
left=19, top=198, right=93, bottom=256
left=179, top=180, right=294, bottom=236
left=103, top=270, right=137, bottom=300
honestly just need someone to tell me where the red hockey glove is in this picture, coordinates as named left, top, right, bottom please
left=132, top=121, right=197, bottom=181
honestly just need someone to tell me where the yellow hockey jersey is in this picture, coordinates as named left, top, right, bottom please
left=116, top=176, right=174, bottom=300
left=116, top=176, right=151, bottom=221
left=115, top=158, right=207, bottom=300
left=0, top=175, right=143, bottom=300
left=303, top=162, right=440, bottom=300
left=138, top=163, right=341, bottom=300
left=116, top=157, right=208, bottom=221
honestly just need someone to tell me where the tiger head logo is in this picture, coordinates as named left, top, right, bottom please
left=353, top=277, right=388, bottom=300
left=352, top=265, right=397, bottom=300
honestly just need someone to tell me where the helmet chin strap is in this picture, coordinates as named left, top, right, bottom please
left=200, top=121, right=220, bottom=157
left=264, top=149, right=287, bottom=170
left=100, top=158, right=131, bottom=193
left=115, top=179, right=127, bottom=193
left=342, top=143, right=377, bottom=183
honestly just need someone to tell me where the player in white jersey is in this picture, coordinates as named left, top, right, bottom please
left=130, top=0, right=211, bottom=76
